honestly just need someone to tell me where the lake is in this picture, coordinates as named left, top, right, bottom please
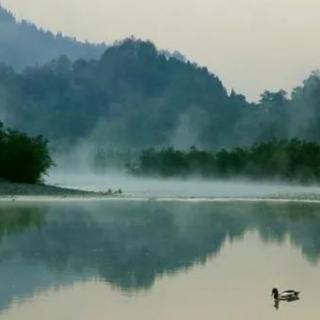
left=0, top=200, right=319, bottom=319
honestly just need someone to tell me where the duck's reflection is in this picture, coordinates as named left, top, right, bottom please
left=274, top=296, right=300, bottom=310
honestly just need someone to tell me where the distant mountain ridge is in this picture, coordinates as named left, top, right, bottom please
left=0, top=6, right=107, bottom=69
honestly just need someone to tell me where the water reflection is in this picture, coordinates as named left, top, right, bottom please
left=274, top=296, right=300, bottom=310
left=0, top=201, right=320, bottom=313
left=0, top=206, right=45, bottom=239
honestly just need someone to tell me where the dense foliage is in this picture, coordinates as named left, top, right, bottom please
left=129, top=139, right=320, bottom=183
left=0, top=6, right=106, bottom=70
left=0, top=123, right=53, bottom=183
left=0, top=37, right=320, bottom=151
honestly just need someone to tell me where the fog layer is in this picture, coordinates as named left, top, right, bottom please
left=47, top=169, right=320, bottom=199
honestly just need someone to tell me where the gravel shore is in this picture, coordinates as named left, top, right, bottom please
left=0, top=181, right=108, bottom=197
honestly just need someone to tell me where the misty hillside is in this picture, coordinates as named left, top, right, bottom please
left=0, top=36, right=320, bottom=151
left=0, top=38, right=248, bottom=149
left=0, top=6, right=106, bottom=70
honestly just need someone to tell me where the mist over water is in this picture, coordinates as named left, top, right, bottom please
left=47, top=169, right=320, bottom=200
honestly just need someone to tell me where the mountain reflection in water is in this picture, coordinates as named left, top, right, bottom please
left=0, top=201, right=319, bottom=313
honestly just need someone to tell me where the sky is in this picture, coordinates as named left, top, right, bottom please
left=2, top=0, right=320, bottom=101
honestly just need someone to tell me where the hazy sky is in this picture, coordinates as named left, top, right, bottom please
left=2, top=0, right=320, bottom=101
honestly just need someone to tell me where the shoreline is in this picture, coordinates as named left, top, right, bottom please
left=2, top=195, right=320, bottom=204
left=1, top=181, right=320, bottom=204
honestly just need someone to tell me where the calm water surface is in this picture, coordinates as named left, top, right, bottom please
left=0, top=201, right=320, bottom=319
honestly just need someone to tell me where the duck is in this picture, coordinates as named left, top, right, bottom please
left=272, top=288, right=300, bottom=301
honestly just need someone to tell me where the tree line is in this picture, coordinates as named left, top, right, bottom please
left=128, top=139, right=320, bottom=183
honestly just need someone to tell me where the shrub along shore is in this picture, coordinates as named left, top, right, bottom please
left=0, top=122, right=53, bottom=184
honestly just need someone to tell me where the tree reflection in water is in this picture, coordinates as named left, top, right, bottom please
left=0, top=201, right=319, bottom=311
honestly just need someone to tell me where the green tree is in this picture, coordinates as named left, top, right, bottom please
left=0, top=123, right=53, bottom=183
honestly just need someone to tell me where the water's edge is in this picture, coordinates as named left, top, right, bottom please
left=2, top=195, right=320, bottom=203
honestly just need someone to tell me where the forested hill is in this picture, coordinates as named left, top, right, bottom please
left=0, top=36, right=320, bottom=150
left=0, top=6, right=106, bottom=70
